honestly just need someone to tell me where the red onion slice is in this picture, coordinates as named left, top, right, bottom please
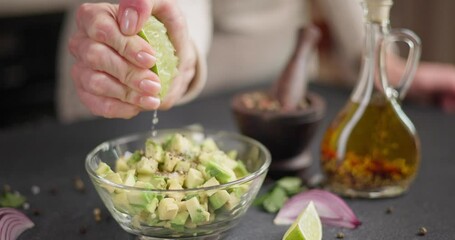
left=274, top=189, right=361, bottom=229
left=0, top=208, right=34, bottom=240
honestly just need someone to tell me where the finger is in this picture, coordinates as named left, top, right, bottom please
left=118, top=0, right=189, bottom=57
left=76, top=88, right=141, bottom=119
left=74, top=37, right=160, bottom=95
left=76, top=3, right=156, bottom=69
left=71, top=63, right=161, bottom=110
left=118, top=0, right=153, bottom=35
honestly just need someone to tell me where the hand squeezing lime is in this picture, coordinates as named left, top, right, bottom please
left=138, top=16, right=179, bottom=100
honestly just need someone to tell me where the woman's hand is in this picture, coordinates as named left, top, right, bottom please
left=69, top=0, right=196, bottom=118
left=411, top=62, right=455, bottom=112
left=388, top=54, right=455, bottom=113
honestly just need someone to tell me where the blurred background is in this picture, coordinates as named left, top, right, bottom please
left=0, top=0, right=454, bottom=129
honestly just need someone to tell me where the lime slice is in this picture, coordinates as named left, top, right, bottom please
left=282, top=201, right=322, bottom=240
left=138, top=16, right=179, bottom=100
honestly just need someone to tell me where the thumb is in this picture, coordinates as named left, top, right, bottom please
left=118, top=0, right=153, bottom=35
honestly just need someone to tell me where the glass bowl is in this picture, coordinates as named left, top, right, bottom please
left=85, top=129, right=271, bottom=239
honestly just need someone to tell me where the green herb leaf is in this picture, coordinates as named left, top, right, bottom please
left=263, top=187, right=288, bottom=213
left=0, top=192, right=26, bottom=208
left=276, top=177, right=303, bottom=195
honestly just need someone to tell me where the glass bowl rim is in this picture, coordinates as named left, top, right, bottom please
left=85, top=128, right=271, bottom=193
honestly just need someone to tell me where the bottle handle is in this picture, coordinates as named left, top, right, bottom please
left=379, top=28, right=422, bottom=100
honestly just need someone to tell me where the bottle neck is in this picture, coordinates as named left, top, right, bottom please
left=363, top=22, right=390, bottom=58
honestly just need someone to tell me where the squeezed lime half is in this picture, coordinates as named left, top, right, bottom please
left=138, top=16, right=179, bottom=100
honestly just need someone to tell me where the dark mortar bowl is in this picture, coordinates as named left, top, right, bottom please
left=231, top=90, right=326, bottom=178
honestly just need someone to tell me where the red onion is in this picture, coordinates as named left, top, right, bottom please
left=0, top=208, right=34, bottom=240
left=274, top=189, right=361, bottom=229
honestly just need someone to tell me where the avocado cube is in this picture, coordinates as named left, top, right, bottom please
left=184, top=168, right=205, bottom=188
left=123, top=169, right=136, bottom=186
left=127, top=151, right=142, bottom=165
left=170, top=211, right=189, bottom=226
left=209, top=190, right=230, bottom=210
left=233, top=160, right=249, bottom=178
left=103, top=172, right=123, bottom=193
left=201, top=138, right=218, bottom=152
left=96, top=162, right=113, bottom=177
left=149, top=175, right=167, bottom=189
left=174, top=161, right=191, bottom=173
left=136, top=157, right=158, bottom=175
left=145, top=139, right=164, bottom=162
left=224, top=192, right=241, bottom=211
left=201, top=177, right=220, bottom=196
left=167, top=179, right=184, bottom=201
left=166, top=134, right=192, bottom=154
left=205, top=161, right=236, bottom=184
left=185, top=197, right=210, bottom=224
left=112, top=192, right=130, bottom=213
left=158, top=198, right=179, bottom=220
left=146, top=198, right=159, bottom=213
left=227, top=150, right=238, bottom=160
left=162, top=152, right=181, bottom=172
left=115, top=158, right=129, bottom=172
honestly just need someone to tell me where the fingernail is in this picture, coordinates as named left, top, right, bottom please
left=136, top=51, right=156, bottom=68
left=140, top=96, right=160, bottom=109
left=121, top=8, right=138, bottom=35
left=139, top=79, right=161, bottom=94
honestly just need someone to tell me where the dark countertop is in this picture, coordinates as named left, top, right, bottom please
left=1, top=84, right=455, bottom=240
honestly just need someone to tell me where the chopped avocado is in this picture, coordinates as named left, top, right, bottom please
left=146, top=198, right=159, bottom=213
left=174, top=161, right=191, bottom=173
left=115, top=157, right=129, bottom=172
left=201, top=177, right=220, bottom=196
left=185, top=197, right=210, bottom=224
left=112, top=192, right=130, bottom=213
left=170, top=211, right=189, bottom=226
left=185, top=168, right=205, bottom=188
left=104, top=172, right=123, bottom=193
left=127, top=151, right=142, bottom=165
left=209, top=190, right=230, bottom=210
left=136, top=157, right=158, bottom=175
left=124, top=169, right=136, bottom=186
left=96, top=162, right=113, bottom=177
left=233, top=160, right=249, bottom=178
left=166, top=133, right=192, bottom=154
left=158, top=198, right=179, bottom=220
left=145, top=139, right=164, bottom=162
left=167, top=179, right=184, bottom=201
left=149, top=175, right=167, bottom=189
left=95, top=132, right=252, bottom=229
left=227, top=150, right=238, bottom=160
left=224, top=192, right=241, bottom=211
left=229, top=184, right=249, bottom=198
left=201, top=138, right=218, bottom=152
left=162, top=152, right=181, bottom=172
left=205, top=161, right=236, bottom=184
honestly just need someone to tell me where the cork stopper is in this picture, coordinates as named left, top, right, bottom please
left=362, top=0, right=393, bottom=24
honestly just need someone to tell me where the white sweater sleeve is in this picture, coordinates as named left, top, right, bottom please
left=316, top=0, right=364, bottom=66
left=175, top=0, right=212, bottom=104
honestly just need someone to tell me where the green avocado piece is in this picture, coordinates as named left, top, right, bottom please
left=205, top=161, right=236, bottom=184
left=209, top=190, right=230, bottom=210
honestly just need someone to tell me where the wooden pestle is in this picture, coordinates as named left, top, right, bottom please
left=272, top=25, right=321, bottom=112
